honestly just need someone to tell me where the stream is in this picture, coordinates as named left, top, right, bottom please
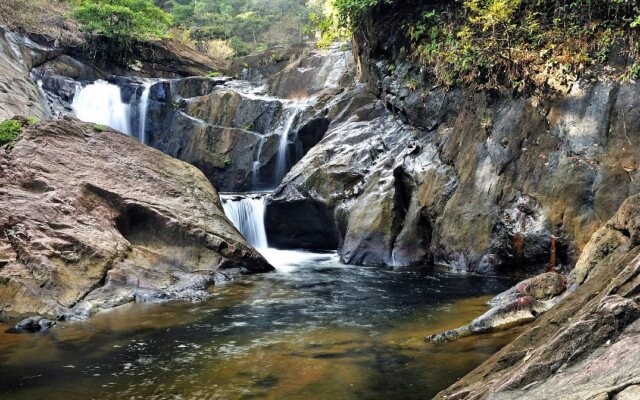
left=0, top=252, right=516, bottom=399
left=0, top=67, right=521, bottom=400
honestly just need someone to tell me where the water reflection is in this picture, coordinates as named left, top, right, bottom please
left=0, top=253, right=517, bottom=399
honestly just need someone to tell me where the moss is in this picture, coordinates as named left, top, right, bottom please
left=207, top=71, right=223, bottom=77
left=224, top=155, right=232, bottom=167
left=26, top=116, right=39, bottom=126
left=92, top=124, right=110, bottom=132
left=0, top=119, right=22, bottom=145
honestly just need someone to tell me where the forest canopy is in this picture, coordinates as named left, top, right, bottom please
left=154, top=0, right=324, bottom=56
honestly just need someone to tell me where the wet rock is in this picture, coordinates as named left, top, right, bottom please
left=428, top=272, right=567, bottom=342
left=0, top=118, right=272, bottom=320
left=14, top=316, right=56, bottom=332
left=0, top=28, right=50, bottom=120
left=426, top=296, right=548, bottom=343
left=488, top=272, right=567, bottom=306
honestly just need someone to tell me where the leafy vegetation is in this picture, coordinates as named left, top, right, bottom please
left=323, top=0, right=640, bottom=89
left=72, top=0, right=173, bottom=60
left=0, top=119, right=22, bottom=146
left=92, top=124, right=110, bottom=132
left=406, top=0, right=640, bottom=88
left=73, top=0, right=172, bottom=40
left=156, top=0, right=322, bottom=56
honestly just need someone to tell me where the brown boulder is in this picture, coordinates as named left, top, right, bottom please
left=0, top=118, right=272, bottom=321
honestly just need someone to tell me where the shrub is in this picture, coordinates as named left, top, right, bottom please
left=73, top=0, right=172, bottom=60
left=26, top=116, right=38, bottom=126
left=0, top=119, right=22, bottom=145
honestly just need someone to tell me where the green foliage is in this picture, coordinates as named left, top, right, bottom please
left=26, top=116, right=39, bottom=126
left=311, top=0, right=389, bottom=47
left=623, top=62, right=640, bottom=81
left=73, top=0, right=172, bottom=40
left=160, top=0, right=319, bottom=56
left=92, top=124, right=110, bottom=132
left=400, top=0, right=640, bottom=89
left=72, top=0, right=172, bottom=61
left=207, top=70, right=222, bottom=77
left=223, top=154, right=232, bottom=166
left=0, top=119, right=22, bottom=146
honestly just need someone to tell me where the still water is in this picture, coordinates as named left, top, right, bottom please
left=0, top=251, right=517, bottom=399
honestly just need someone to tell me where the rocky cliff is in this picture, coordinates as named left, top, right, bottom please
left=0, top=118, right=272, bottom=321
left=265, top=4, right=640, bottom=274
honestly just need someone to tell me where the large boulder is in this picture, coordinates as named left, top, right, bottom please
left=0, top=118, right=272, bottom=321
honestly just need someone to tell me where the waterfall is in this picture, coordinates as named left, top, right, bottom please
left=72, top=80, right=131, bottom=135
left=274, top=108, right=300, bottom=184
left=252, top=137, right=265, bottom=189
left=221, top=193, right=268, bottom=249
left=138, top=82, right=152, bottom=145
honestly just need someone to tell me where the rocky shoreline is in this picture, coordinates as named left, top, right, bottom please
left=0, top=117, right=272, bottom=322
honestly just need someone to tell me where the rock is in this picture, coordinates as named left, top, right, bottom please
left=427, top=272, right=566, bottom=342
left=488, top=272, right=567, bottom=306
left=0, top=27, right=50, bottom=120
left=267, top=43, right=355, bottom=99
left=435, top=193, right=640, bottom=399
left=0, top=118, right=272, bottom=320
left=32, top=54, right=102, bottom=81
left=614, top=385, right=640, bottom=400
left=426, top=296, right=549, bottom=343
left=14, top=316, right=56, bottom=332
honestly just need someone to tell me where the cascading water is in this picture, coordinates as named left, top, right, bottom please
left=221, top=193, right=268, bottom=249
left=138, top=82, right=152, bottom=145
left=72, top=80, right=131, bottom=135
left=274, top=108, right=300, bottom=184
left=251, top=137, right=265, bottom=190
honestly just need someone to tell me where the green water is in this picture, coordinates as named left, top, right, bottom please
left=0, top=251, right=518, bottom=399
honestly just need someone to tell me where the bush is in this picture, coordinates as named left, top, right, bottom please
left=73, top=0, right=172, bottom=60
left=0, top=119, right=22, bottom=145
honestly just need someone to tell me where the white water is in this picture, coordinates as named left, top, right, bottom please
left=221, top=193, right=268, bottom=249
left=72, top=80, right=131, bottom=135
left=221, top=192, right=326, bottom=272
left=274, top=108, right=300, bottom=184
left=251, top=137, right=265, bottom=189
left=138, top=82, right=152, bottom=144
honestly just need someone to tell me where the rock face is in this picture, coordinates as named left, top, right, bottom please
left=435, top=194, right=640, bottom=399
left=0, top=118, right=272, bottom=321
left=0, top=27, right=53, bottom=121
left=36, top=44, right=357, bottom=193
left=265, top=5, right=640, bottom=273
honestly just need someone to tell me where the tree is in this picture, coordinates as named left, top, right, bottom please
left=73, top=0, right=172, bottom=41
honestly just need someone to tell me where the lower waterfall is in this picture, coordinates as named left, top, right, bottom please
left=221, top=193, right=269, bottom=249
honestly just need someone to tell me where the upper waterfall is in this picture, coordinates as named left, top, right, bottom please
left=72, top=80, right=131, bottom=135
left=138, top=82, right=152, bottom=145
